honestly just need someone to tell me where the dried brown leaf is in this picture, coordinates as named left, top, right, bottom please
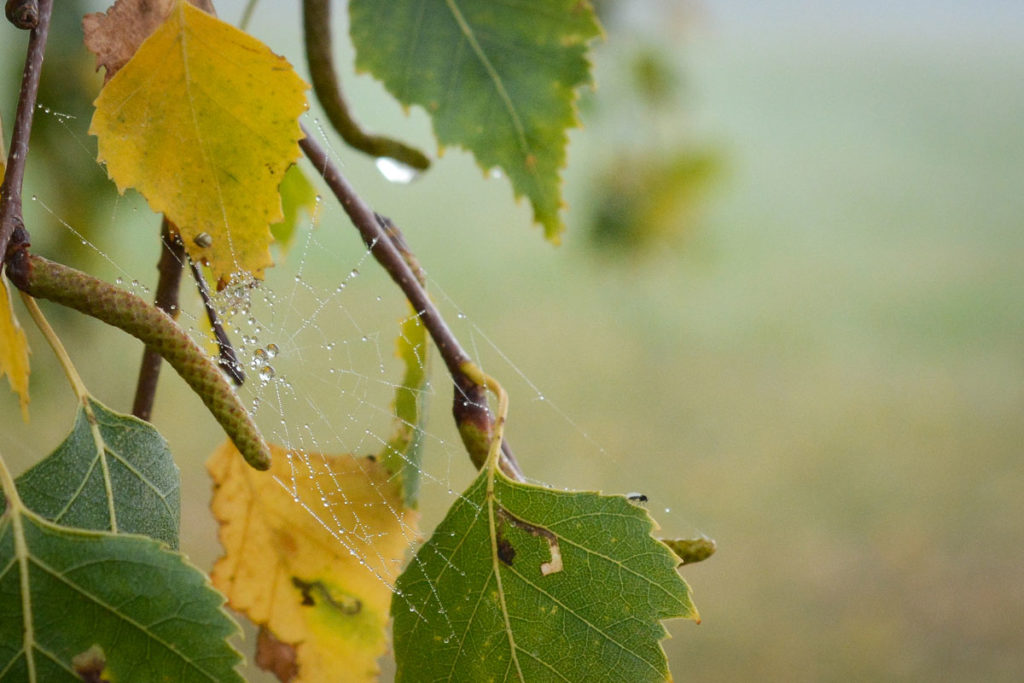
left=82, top=0, right=215, bottom=82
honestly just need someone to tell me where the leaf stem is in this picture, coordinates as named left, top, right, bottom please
left=302, top=0, right=430, bottom=170
left=19, top=291, right=121, bottom=531
left=133, top=218, right=185, bottom=421
left=299, top=130, right=523, bottom=480
left=0, top=0, right=52, bottom=268
left=18, top=290, right=88, bottom=402
left=7, top=250, right=272, bottom=470
left=0, top=449, right=37, bottom=682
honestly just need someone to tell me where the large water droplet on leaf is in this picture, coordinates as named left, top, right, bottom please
left=375, top=157, right=419, bottom=184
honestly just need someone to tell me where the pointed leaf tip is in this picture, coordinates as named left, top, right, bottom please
left=349, top=0, right=602, bottom=241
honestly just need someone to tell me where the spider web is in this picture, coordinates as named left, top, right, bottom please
left=13, top=95, right=697, bottom=679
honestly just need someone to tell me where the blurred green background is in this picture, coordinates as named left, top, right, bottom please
left=2, top=1, right=1023, bottom=680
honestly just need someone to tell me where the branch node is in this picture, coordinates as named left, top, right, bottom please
left=5, top=0, right=38, bottom=29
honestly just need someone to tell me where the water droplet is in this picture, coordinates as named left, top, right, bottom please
left=361, top=335, right=368, bottom=343
left=375, top=157, right=420, bottom=184
left=130, top=279, right=140, bottom=290
left=30, top=195, right=37, bottom=201
left=664, top=507, right=672, bottom=514
left=537, top=394, right=546, bottom=401
left=115, top=277, right=123, bottom=285
left=456, top=312, right=466, bottom=320
left=489, top=167, right=504, bottom=179
left=266, top=343, right=279, bottom=358
left=259, top=366, right=275, bottom=382
left=349, top=268, right=359, bottom=279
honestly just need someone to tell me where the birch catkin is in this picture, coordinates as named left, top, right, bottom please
left=8, top=251, right=271, bottom=470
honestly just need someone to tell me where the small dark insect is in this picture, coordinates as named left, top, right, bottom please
left=497, top=536, right=516, bottom=566
left=626, top=492, right=648, bottom=504
left=194, top=231, right=213, bottom=248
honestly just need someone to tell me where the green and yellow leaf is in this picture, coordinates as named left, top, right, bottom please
left=272, top=164, right=319, bottom=256
left=209, top=442, right=418, bottom=682
left=0, top=277, right=30, bottom=423
left=89, top=0, right=308, bottom=286
left=381, top=309, right=430, bottom=507
left=349, top=0, right=602, bottom=241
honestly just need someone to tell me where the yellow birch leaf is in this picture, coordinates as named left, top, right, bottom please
left=0, top=276, right=31, bottom=422
left=0, top=127, right=31, bottom=422
left=89, top=0, right=308, bottom=286
left=208, top=441, right=418, bottom=682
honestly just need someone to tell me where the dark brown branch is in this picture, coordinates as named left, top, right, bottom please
left=299, top=130, right=523, bottom=480
left=302, top=0, right=430, bottom=171
left=189, top=257, right=245, bottom=386
left=0, top=0, right=52, bottom=267
left=132, top=218, right=185, bottom=421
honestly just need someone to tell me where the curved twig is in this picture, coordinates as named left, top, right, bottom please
left=7, top=248, right=272, bottom=471
left=302, top=0, right=430, bottom=171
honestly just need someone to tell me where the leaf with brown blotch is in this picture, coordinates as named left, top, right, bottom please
left=208, top=442, right=418, bottom=682
left=89, top=0, right=308, bottom=286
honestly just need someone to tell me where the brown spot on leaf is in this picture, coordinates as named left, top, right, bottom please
left=256, top=626, right=299, bottom=682
left=72, top=645, right=108, bottom=682
left=497, top=533, right=516, bottom=566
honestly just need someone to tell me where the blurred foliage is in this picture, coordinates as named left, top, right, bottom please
left=579, top=10, right=722, bottom=255
left=589, top=148, right=719, bottom=252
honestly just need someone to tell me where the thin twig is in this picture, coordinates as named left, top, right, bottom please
left=132, top=218, right=185, bottom=421
left=299, top=129, right=524, bottom=480
left=189, top=257, right=245, bottom=387
left=302, top=0, right=430, bottom=171
left=238, top=0, right=259, bottom=30
left=0, top=0, right=53, bottom=267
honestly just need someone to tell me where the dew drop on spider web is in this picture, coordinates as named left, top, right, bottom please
left=251, top=348, right=268, bottom=368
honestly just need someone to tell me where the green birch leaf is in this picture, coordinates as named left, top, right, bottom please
left=380, top=310, right=429, bottom=507
left=271, top=164, right=319, bottom=255
left=349, top=0, right=602, bottom=241
left=392, top=470, right=697, bottom=681
left=0, top=504, right=241, bottom=681
left=9, top=397, right=179, bottom=548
